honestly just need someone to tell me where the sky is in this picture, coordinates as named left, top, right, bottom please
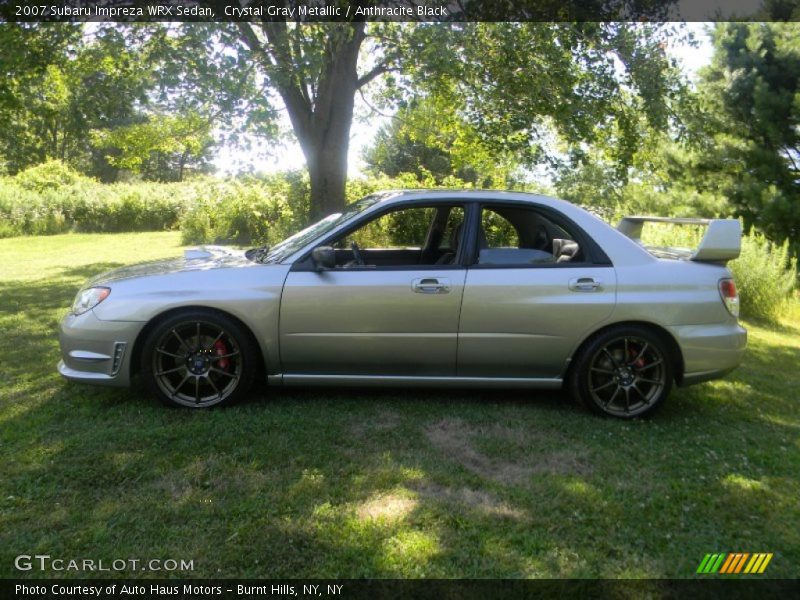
left=211, top=23, right=715, bottom=178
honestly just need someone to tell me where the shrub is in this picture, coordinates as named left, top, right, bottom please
left=13, top=160, right=95, bottom=191
left=728, top=234, right=797, bottom=322
left=179, top=180, right=296, bottom=246
left=0, top=177, right=186, bottom=237
left=178, top=171, right=474, bottom=247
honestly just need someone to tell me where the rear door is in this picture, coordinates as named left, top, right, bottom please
left=458, top=204, right=617, bottom=378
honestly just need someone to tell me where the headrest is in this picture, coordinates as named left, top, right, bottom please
left=552, top=238, right=579, bottom=263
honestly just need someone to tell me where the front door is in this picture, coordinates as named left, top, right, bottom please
left=280, top=204, right=467, bottom=376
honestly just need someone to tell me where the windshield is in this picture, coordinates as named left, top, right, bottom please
left=257, top=193, right=389, bottom=263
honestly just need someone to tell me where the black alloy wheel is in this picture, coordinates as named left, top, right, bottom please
left=570, top=326, right=673, bottom=418
left=141, top=310, right=257, bottom=408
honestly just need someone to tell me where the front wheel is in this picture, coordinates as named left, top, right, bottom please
left=569, top=326, right=673, bottom=418
left=141, top=310, right=257, bottom=408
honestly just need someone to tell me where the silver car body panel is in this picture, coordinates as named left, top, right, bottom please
left=280, top=269, right=467, bottom=375
left=58, top=311, right=144, bottom=386
left=458, top=266, right=617, bottom=378
left=60, top=252, right=291, bottom=382
left=58, top=190, right=747, bottom=391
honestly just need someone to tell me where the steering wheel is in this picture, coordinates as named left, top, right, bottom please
left=350, top=241, right=365, bottom=266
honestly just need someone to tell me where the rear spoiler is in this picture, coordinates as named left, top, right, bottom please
left=617, top=216, right=741, bottom=262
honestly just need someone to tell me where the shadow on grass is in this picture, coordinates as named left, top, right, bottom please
left=742, top=313, right=800, bottom=338
left=1, top=269, right=799, bottom=578
left=58, top=262, right=126, bottom=281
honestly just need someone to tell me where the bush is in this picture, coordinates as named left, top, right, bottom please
left=0, top=176, right=186, bottom=237
left=13, top=160, right=95, bottom=192
left=179, top=179, right=298, bottom=246
left=728, top=234, right=797, bottom=322
left=0, top=164, right=480, bottom=244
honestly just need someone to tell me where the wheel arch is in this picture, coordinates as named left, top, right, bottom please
left=129, top=305, right=267, bottom=384
left=565, top=320, right=685, bottom=385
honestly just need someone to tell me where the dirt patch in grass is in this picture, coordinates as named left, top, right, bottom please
left=424, top=419, right=591, bottom=485
left=356, top=492, right=417, bottom=522
left=412, top=481, right=525, bottom=519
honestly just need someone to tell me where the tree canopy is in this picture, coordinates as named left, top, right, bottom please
left=685, top=23, right=800, bottom=247
left=216, top=19, right=683, bottom=217
left=0, top=23, right=267, bottom=181
left=3, top=18, right=797, bottom=256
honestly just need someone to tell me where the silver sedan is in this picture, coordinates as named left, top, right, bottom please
left=58, top=190, right=746, bottom=418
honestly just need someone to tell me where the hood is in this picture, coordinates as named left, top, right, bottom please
left=86, top=246, right=253, bottom=286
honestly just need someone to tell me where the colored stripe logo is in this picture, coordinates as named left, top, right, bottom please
left=697, top=553, right=773, bottom=574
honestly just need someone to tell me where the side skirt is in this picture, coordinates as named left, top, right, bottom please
left=268, top=374, right=563, bottom=389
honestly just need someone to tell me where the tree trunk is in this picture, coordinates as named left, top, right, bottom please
left=306, top=137, right=351, bottom=221
left=292, top=28, right=361, bottom=222
left=238, top=22, right=367, bottom=223
left=178, top=149, right=189, bottom=182
left=300, top=64, right=357, bottom=221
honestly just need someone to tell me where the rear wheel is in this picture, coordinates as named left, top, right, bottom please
left=569, top=326, right=673, bottom=418
left=141, top=310, right=257, bottom=408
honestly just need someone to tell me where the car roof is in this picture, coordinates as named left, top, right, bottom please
left=373, top=189, right=575, bottom=210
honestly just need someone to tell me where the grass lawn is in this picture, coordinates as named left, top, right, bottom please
left=1, top=232, right=798, bottom=579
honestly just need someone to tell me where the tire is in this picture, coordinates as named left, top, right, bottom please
left=141, top=309, right=257, bottom=408
left=569, top=325, right=674, bottom=419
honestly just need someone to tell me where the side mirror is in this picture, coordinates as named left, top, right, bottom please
left=311, top=246, right=335, bottom=270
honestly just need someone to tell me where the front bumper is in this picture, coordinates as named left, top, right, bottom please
left=58, top=310, right=145, bottom=387
left=668, top=322, right=747, bottom=386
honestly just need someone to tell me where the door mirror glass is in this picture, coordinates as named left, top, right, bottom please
left=312, top=246, right=336, bottom=270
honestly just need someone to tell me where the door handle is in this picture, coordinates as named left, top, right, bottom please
left=412, top=277, right=450, bottom=294
left=569, top=277, right=602, bottom=292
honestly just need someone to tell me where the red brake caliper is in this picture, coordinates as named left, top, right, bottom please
left=631, top=345, right=645, bottom=369
left=214, top=339, right=230, bottom=370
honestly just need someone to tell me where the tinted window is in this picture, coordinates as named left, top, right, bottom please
left=481, top=209, right=519, bottom=248
left=476, top=205, right=584, bottom=266
left=330, top=205, right=465, bottom=267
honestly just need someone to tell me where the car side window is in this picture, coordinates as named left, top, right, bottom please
left=476, top=206, right=585, bottom=266
left=331, top=205, right=465, bottom=268
left=345, top=207, right=435, bottom=250
left=481, top=209, right=519, bottom=248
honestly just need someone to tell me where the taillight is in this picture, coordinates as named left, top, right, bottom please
left=719, top=278, right=740, bottom=318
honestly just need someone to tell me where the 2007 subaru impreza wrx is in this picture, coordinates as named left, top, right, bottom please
left=58, top=190, right=746, bottom=418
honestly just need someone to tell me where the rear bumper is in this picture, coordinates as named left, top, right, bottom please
left=668, top=322, right=747, bottom=386
left=58, top=310, right=144, bottom=387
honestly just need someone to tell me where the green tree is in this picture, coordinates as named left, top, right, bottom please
left=235, top=19, right=391, bottom=220
left=0, top=24, right=267, bottom=182
left=0, top=25, right=153, bottom=176
left=85, top=24, right=267, bottom=182
left=90, top=112, right=215, bottom=181
left=233, top=16, right=682, bottom=220
left=88, top=24, right=266, bottom=182
left=2, top=18, right=683, bottom=211
left=362, top=96, right=520, bottom=187
left=681, top=23, right=800, bottom=249
left=0, top=23, right=80, bottom=114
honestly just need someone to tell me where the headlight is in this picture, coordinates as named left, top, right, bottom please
left=71, top=287, right=111, bottom=315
